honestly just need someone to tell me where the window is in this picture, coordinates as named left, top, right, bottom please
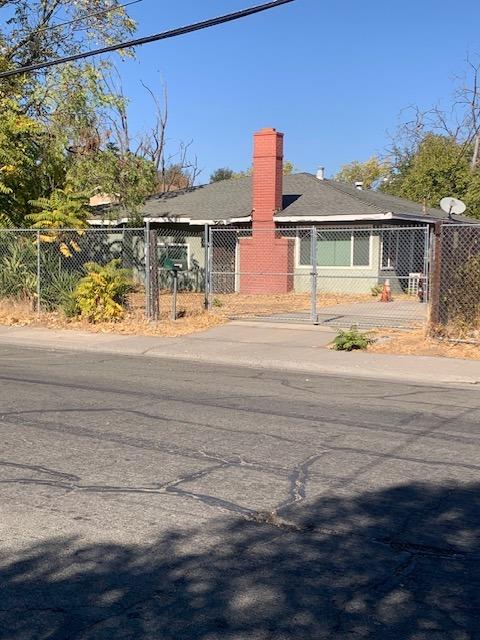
left=381, top=232, right=399, bottom=269
left=158, top=243, right=189, bottom=270
left=298, top=230, right=371, bottom=268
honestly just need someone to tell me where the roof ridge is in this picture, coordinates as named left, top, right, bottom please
left=321, top=180, right=387, bottom=214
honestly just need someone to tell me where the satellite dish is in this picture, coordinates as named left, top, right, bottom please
left=440, top=197, right=466, bottom=216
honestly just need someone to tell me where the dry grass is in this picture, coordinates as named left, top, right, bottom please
left=370, top=327, right=480, bottom=360
left=210, top=292, right=369, bottom=317
left=0, top=298, right=224, bottom=337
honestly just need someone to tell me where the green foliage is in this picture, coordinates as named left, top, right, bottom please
left=27, top=189, right=89, bottom=256
left=210, top=168, right=234, bottom=183
left=0, top=96, right=65, bottom=228
left=216, top=161, right=297, bottom=180
left=40, top=265, right=80, bottom=314
left=371, top=284, right=383, bottom=297
left=331, top=326, right=375, bottom=351
left=67, top=147, right=156, bottom=221
left=335, top=157, right=390, bottom=189
left=72, top=260, right=134, bottom=323
left=382, top=135, right=475, bottom=213
left=212, top=297, right=223, bottom=308
left=0, top=238, right=37, bottom=299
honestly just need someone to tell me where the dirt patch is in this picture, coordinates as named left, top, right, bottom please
left=210, top=292, right=370, bottom=317
left=0, top=299, right=224, bottom=337
left=369, top=327, right=480, bottom=360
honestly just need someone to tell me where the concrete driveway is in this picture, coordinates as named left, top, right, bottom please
left=0, top=346, right=479, bottom=639
left=241, top=300, right=428, bottom=329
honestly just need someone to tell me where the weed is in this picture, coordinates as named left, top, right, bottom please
left=332, top=326, right=375, bottom=351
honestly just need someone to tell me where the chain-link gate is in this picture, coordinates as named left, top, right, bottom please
left=430, top=223, right=480, bottom=342
left=207, top=226, right=431, bottom=329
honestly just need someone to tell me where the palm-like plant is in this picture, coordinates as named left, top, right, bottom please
left=27, top=188, right=89, bottom=257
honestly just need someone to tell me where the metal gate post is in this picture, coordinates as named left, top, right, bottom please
left=310, top=226, right=318, bottom=324
left=204, top=223, right=210, bottom=310
left=429, top=222, right=443, bottom=333
left=144, top=223, right=150, bottom=318
left=36, top=230, right=41, bottom=317
left=147, top=224, right=159, bottom=321
left=423, top=226, right=431, bottom=303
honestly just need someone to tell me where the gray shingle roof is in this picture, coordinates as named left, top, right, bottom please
left=139, top=172, right=474, bottom=223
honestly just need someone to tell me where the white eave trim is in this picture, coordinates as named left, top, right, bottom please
left=274, top=212, right=441, bottom=224
left=274, top=213, right=393, bottom=222
left=87, top=218, right=130, bottom=226
left=143, top=215, right=251, bottom=225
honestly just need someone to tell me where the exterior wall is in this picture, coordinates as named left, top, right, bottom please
left=239, top=233, right=294, bottom=293
left=293, top=231, right=381, bottom=294
left=150, top=224, right=207, bottom=291
left=291, top=226, right=429, bottom=295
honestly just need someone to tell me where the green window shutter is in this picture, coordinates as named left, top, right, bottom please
left=298, top=236, right=311, bottom=266
left=318, top=231, right=351, bottom=266
left=352, top=233, right=370, bottom=266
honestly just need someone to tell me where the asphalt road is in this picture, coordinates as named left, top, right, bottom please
left=0, top=345, right=479, bottom=640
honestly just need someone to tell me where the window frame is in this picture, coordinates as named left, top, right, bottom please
left=157, top=242, right=191, bottom=271
left=296, top=228, right=373, bottom=270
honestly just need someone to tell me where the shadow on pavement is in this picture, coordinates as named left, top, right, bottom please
left=1, top=482, right=479, bottom=639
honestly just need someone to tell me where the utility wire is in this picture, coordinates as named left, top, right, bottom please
left=34, top=0, right=143, bottom=34
left=0, top=0, right=295, bottom=79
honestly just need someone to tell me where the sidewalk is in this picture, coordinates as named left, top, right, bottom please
left=0, top=322, right=478, bottom=386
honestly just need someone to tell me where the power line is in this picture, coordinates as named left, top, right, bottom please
left=35, top=0, right=143, bottom=34
left=0, top=0, right=295, bottom=79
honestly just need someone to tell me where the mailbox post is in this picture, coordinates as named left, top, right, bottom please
left=164, top=258, right=183, bottom=320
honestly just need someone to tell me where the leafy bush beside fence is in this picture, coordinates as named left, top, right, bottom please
left=0, top=229, right=144, bottom=323
left=72, top=260, right=134, bottom=323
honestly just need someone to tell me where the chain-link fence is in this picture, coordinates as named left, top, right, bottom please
left=207, top=226, right=431, bottom=329
left=0, top=224, right=443, bottom=330
left=145, top=225, right=208, bottom=321
left=430, top=223, right=480, bottom=342
left=0, top=227, right=209, bottom=324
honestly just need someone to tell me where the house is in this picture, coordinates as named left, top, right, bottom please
left=88, top=128, right=475, bottom=296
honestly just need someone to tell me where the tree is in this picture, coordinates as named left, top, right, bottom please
left=334, top=57, right=480, bottom=218
left=212, top=161, right=297, bottom=181
left=0, top=1, right=135, bottom=81
left=382, top=134, right=480, bottom=216
left=0, top=93, right=65, bottom=227
left=334, top=157, right=390, bottom=189
left=210, top=168, right=235, bottom=183
left=282, top=161, right=295, bottom=176
left=27, top=187, right=89, bottom=256
left=67, top=146, right=156, bottom=220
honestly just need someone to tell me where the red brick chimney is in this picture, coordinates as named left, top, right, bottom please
left=239, top=128, right=293, bottom=294
left=252, top=128, right=284, bottom=228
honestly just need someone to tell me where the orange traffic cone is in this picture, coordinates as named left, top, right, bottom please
left=379, top=279, right=392, bottom=303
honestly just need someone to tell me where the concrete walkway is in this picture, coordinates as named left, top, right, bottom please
left=0, top=322, right=478, bottom=386
left=243, top=300, right=428, bottom=329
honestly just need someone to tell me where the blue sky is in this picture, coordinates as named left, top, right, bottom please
left=114, top=0, right=480, bottom=182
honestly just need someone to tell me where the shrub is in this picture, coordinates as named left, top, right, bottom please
left=0, top=240, right=37, bottom=300
left=445, top=254, right=480, bottom=330
left=41, top=268, right=80, bottom=313
left=72, top=259, right=134, bottom=323
left=332, top=326, right=375, bottom=351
